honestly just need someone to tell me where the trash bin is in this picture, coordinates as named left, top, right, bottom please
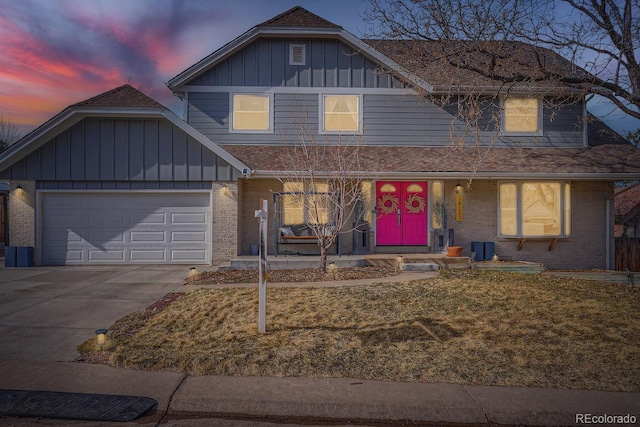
left=471, top=242, right=484, bottom=261
left=250, top=244, right=259, bottom=255
left=5, top=246, right=17, bottom=267
left=17, top=246, right=34, bottom=267
left=484, top=242, right=495, bottom=260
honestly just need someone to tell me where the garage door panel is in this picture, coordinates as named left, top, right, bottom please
left=171, top=213, right=207, bottom=224
left=129, top=195, right=166, bottom=208
left=92, top=211, right=127, bottom=226
left=168, top=194, right=210, bottom=208
left=88, top=250, right=126, bottom=262
left=171, top=250, right=208, bottom=262
left=130, top=250, right=167, bottom=262
left=130, top=231, right=167, bottom=243
left=45, top=228, right=84, bottom=243
left=171, top=231, right=207, bottom=242
left=48, top=249, right=83, bottom=263
left=130, top=212, right=167, bottom=225
left=42, top=192, right=211, bottom=265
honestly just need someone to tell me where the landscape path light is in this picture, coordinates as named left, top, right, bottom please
left=95, top=329, right=108, bottom=349
left=328, top=262, right=337, bottom=280
left=396, top=255, right=403, bottom=273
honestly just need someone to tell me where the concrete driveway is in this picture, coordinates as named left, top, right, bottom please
left=0, top=265, right=191, bottom=362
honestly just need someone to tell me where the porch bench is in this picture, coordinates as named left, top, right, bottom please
left=278, top=224, right=336, bottom=244
left=275, top=223, right=341, bottom=256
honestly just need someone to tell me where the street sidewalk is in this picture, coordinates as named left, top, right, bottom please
left=0, top=359, right=638, bottom=426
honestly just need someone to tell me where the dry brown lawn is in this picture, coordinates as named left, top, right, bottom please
left=81, top=269, right=640, bottom=391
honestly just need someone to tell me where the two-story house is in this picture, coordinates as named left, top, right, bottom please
left=1, top=6, right=639, bottom=269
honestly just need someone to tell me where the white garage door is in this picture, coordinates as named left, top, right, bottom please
left=41, top=192, right=211, bottom=265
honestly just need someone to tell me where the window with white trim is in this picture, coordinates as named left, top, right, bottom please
left=503, top=98, right=542, bottom=135
left=499, top=182, right=571, bottom=238
left=231, top=94, right=270, bottom=132
left=322, top=94, right=360, bottom=133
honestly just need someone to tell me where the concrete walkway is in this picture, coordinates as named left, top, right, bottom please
left=0, top=265, right=638, bottom=426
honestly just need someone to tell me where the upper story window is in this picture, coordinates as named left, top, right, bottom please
left=502, top=98, right=542, bottom=135
left=499, top=182, right=571, bottom=238
left=231, top=94, right=271, bottom=132
left=289, top=44, right=306, bottom=66
left=322, top=94, right=361, bottom=133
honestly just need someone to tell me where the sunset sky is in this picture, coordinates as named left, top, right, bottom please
left=0, top=0, right=637, bottom=139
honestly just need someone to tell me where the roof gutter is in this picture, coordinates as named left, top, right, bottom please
left=252, top=170, right=640, bottom=181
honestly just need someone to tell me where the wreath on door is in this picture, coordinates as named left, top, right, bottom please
left=377, top=194, right=399, bottom=215
left=405, top=194, right=426, bottom=214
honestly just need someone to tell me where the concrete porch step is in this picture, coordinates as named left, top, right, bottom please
left=400, top=262, right=440, bottom=272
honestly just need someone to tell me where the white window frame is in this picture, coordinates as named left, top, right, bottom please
left=497, top=181, right=571, bottom=238
left=230, top=93, right=273, bottom=133
left=320, top=94, right=363, bottom=134
left=289, top=43, right=306, bottom=66
left=501, top=97, right=543, bottom=136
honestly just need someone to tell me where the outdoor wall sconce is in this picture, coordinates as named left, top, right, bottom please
left=221, top=183, right=230, bottom=197
left=16, top=184, right=23, bottom=195
left=95, top=329, right=108, bottom=348
left=455, top=182, right=463, bottom=194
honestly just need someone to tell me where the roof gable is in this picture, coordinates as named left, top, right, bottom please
left=167, top=6, right=430, bottom=92
left=168, top=7, right=580, bottom=95
left=0, top=86, right=249, bottom=176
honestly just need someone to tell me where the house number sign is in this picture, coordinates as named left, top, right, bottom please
left=455, top=194, right=464, bottom=222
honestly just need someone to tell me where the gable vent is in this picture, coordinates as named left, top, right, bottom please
left=289, top=44, right=306, bottom=66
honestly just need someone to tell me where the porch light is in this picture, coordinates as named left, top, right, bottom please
left=455, top=182, right=463, bottom=194
left=221, top=183, right=232, bottom=198
left=95, top=329, right=108, bottom=348
left=15, top=184, right=23, bottom=195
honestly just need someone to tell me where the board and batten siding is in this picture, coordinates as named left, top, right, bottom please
left=187, top=38, right=407, bottom=89
left=1, top=118, right=241, bottom=182
left=187, top=93, right=584, bottom=147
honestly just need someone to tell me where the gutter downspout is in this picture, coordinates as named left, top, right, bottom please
left=606, top=197, right=612, bottom=270
left=583, top=99, right=589, bottom=148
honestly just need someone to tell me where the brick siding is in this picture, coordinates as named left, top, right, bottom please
left=443, top=180, right=612, bottom=270
left=8, top=181, right=36, bottom=247
left=212, top=182, right=239, bottom=265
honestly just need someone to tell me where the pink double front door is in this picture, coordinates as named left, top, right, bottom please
left=376, top=181, right=428, bottom=246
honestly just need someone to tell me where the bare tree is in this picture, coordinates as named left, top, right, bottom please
left=365, top=0, right=640, bottom=120
left=0, top=117, right=20, bottom=152
left=274, top=131, right=369, bottom=273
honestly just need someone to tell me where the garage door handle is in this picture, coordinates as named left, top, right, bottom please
left=397, top=209, right=401, bottom=226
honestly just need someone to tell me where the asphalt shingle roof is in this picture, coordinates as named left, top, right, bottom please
left=221, top=142, right=640, bottom=176
left=258, top=6, right=341, bottom=28
left=71, top=84, right=165, bottom=109
left=364, top=39, right=580, bottom=91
